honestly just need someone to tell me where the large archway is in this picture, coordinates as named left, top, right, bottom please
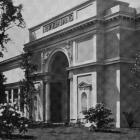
left=49, top=51, right=70, bottom=123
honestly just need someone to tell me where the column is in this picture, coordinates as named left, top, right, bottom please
left=18, top=88, right=20, bottom=111
left=44, top=81, right=50, bottom=122
left=5, top=91, right=9, bottom=103
left=11, top=89, right=14, bottom=105
left=71, top=75, right=77, bottom=122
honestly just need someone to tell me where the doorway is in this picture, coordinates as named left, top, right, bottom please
left=49, top=51, right=69, bottom=123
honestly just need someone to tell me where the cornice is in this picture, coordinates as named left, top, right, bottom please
left=0, top=55, right=22, bottom=65
left=26, top=28, right=99, bottom=53
left=104, top=12, right=135, bottom=23
left=25, top=12, right=137, bottom=50
left=67, top=57, right=134, bottom=71
left=0, top=55, right=22, bottom=72
left=5, top=81, right=22, bottom=89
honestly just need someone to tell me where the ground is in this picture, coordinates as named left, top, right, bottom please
left=0, top=126, right=140, bottom=140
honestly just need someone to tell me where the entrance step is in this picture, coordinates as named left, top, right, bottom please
left=29, top=121, right=67, bottom=128
left=52, top=122, right=65, bottom=127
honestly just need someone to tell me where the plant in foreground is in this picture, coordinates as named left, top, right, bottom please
left=83, top=103, right=114, bottom=129
left=0, top=103, right=29, bottom=136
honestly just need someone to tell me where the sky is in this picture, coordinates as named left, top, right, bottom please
left=1, top=0, right=140, bottom=61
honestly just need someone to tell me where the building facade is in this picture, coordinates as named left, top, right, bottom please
left=1, top=0, right=140, bottom=128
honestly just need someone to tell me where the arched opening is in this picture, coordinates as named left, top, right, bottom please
left=81, top=92, right=87, bottom=112
left=49, top=51, right=70, bottom=123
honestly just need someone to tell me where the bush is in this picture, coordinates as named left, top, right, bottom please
left=0, top=103, right=29, bottom=136
left=83, top=103, right=114, bottom=129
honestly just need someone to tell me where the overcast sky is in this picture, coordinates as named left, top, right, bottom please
left=1, top=0, right=140, bottom=61
left=19, top=0, right=140, bottom=28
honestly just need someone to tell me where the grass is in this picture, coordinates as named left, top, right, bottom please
left=1, top=126, right=140, bottom=140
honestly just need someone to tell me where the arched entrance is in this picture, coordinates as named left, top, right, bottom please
left=49, top=51, right=70, bottom=123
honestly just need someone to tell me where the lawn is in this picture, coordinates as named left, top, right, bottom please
left=1, top=126, right=140, bottom=140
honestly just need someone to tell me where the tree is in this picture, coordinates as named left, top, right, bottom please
left=20, top=52, right=37, bottom=120
left=0, top=0, right=25, bottom=107
left=0, top=72, right=6, bottom=103
left=0, top=0, right=25, bottom=57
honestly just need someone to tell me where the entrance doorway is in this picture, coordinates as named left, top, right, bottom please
left=49, top=51, right=69, bottom=123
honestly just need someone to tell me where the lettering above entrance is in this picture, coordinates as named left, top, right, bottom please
left=78, top=81, right=92, bottom=90
left=43, top=13, right=74, bottom=33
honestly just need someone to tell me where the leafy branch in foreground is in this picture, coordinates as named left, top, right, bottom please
left=130, top=51, right=140, bottom=92
left=0, top=103, right=29, bottom=136
left=83, top=103, right=114, bottom=129
left=20, top=52, right=37, bottom=119
left=0, top=0, right=25, bottom=57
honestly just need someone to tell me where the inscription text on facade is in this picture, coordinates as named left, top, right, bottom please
left=43, top=13, right=74, bottom=33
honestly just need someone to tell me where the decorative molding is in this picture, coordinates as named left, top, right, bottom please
left=104, top=13, right=135, bottom=23
left=42, top=49, right=52, bottom=64
left=78, top=81, right=92, bottom=90
left=67, top=57, right=135, bottom=71
left=65, top=41, right=73, bottom=65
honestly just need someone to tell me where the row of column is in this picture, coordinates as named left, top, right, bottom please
left=5, top=88, right=20, bottom=106
left=5, top=88, right=27, bottom=117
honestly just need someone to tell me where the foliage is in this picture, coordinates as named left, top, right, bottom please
left=0, top=0, right=25, bottom=57
left=131, top=51, right=140, bottom=91
left=20, top=52, right=37, bottom=119
left=0, top=103, right=29, bottom=136
left=123, top=111, right=134, bottom=128
left=0, top=72, right=6, bottom=103
left=83, top=103, right=114, bottom=129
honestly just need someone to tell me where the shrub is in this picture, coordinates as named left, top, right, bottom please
left=123, top=111, right=134, bottom=128
left=83, top=103, right=114, bottom=129
left=0, top=103, right=29, bottom=136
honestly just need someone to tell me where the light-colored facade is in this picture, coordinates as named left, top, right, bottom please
left=1, top=0, right=140, bottom=128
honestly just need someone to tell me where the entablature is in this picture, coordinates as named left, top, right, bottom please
left=25, top=17, right=102, bottom=51
left=67, top=57, right=135, bottom=71
left=0, top=55, right=22, bottom=72
left=29, top=0, right=97, bottom=42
